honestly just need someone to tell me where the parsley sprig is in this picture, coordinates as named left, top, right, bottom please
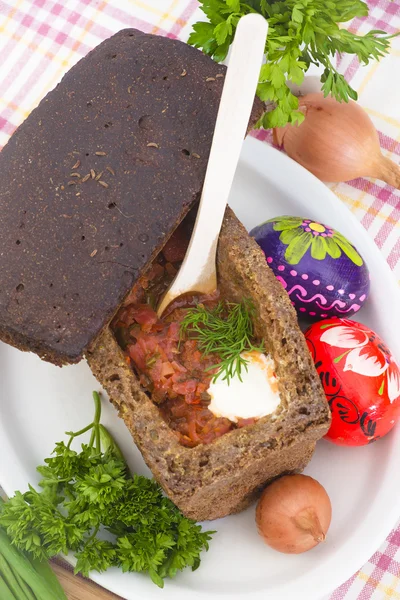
left=180, top=299, right=265, bottom=384
left=189, top=0, right=396, bottom=127
left=0, top=392, right=214, bottom=588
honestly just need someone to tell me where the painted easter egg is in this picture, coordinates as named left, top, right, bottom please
left=250, top=216, right=370, bottom=320
left=305, top=318, right=400, bottom=446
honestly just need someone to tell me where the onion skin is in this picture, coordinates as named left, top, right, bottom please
left=274, top=93, right=400, bottom=189
left=256, top=474, right=332, bottom=554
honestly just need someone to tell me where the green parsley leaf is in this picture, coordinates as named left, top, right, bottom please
left=0, top=393, right=214, bottom=587
left=257, top=81, right=276, bottom=102
left=289, top=110, right=305, bottom=125
left=189, top=0, right=397, bottom=128
left=214, top=20, right=231, bottom=45
left=188, top=22, right=218, bottom=56
left=74, top=459, right=127, bottom=508
left=74, top=539, right=117, bottom=578
left=262, top=106, right=288, bottom=129
left=288, top=62, right=305, bottom=86
left=292, top=6, right=304, bottom=24
left=226, top=0, right=240, bottom=11
left=270, top=64, right=286, bottom=88
left=213, top=38, right=232, bottom=62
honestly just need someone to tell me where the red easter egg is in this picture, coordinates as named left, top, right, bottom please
left=305, top=318, right=400, bottom=446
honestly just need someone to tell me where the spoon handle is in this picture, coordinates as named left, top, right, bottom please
left=157, top=14, right=268, bottom=316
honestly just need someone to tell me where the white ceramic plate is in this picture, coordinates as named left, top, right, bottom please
left=1, top=137, right=400, bottom=600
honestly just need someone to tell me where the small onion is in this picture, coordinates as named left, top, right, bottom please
left=256, top=474, right=332, bottom=554
left=274, top=93, right=400, bottom=189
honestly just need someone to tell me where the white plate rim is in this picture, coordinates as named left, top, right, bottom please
left=1, top=137, right=400, bottom=600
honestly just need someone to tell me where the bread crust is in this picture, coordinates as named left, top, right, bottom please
left=87, top=208, right=331, bottom=521
left=0, top=29, right=262, bottom=365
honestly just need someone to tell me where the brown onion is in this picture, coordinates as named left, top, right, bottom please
left=274, top=93, right=400, bottom=189
left=256, top=474, right=332, bottom=554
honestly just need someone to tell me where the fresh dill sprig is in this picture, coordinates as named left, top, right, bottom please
left=180, top=299, right=265, bottom=384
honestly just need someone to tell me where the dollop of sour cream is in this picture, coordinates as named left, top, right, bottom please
left=208, top=351, right=280, bottom=422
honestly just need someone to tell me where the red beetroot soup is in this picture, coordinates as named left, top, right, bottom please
left=112, top=225, right=257, bottom=448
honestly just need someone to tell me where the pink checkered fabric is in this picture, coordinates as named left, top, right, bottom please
left=0, top=1, right=399, bottom=599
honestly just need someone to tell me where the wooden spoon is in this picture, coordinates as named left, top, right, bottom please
left=157, top=14, right=268, bottom=317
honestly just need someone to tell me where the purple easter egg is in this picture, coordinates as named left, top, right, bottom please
left=250, top=216, right=370, bottom=320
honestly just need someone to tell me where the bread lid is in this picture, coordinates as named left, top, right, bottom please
left=0, top=28, right=262, bottom=364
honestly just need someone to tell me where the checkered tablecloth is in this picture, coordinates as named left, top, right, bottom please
left=0, top=1, right=399, bottom=598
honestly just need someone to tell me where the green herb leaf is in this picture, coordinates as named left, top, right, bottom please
left=188, top=22, right=218, bottom=56
left=180, top=299, right=264, bottom=384
left=214, top=20, right=231, bottom=45
left=0, top=393, right=214, bottom=587
left=189, top=0, right=397, bottom=127
left=0, top=394, right=212, bottom=587
left=74, top=539, right=117, bottom=578
left=292, top=6, right=304, bottom=24
left=226, top=0, right=240, bottom=11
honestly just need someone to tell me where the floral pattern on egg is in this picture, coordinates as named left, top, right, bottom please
left=305, top=318, right=400, bottom=446
left=250, top=216, right=370, bottom=320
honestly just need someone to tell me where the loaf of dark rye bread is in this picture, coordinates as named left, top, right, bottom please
left=87, top=208, right=331, bottom=521
left=0, top=28, right=262, bottom=365
left=0, top=26, right=330, bottom=521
